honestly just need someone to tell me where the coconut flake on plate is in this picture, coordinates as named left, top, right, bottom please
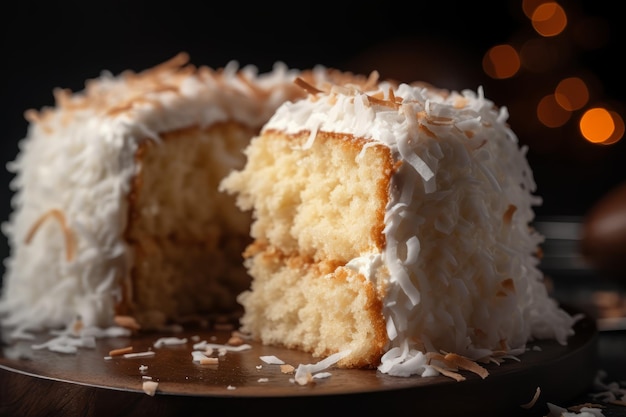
left=153, top=337, right=187, bottom=348
left=192, top=340, right=251, bottom=352
left=259, top=355, right=285, bottom=365
left=293, top=350, right=351, bottom=385
left=142, top=380, right=158, bottom=396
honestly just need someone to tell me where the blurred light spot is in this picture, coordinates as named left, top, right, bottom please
left=537, top=94, right=571, bottom=128
left=555, top=77, right=589, bottom=111
left=520, top=38, right=559, bottom=73
left=580, top=108, right=615, bottom=144
left=531, top=2, right=567, bottom=37
left=601, top=111, right=624, bottom=145
left=483, top=44, right=520, bottom=79
left=522, top=0, right=550, bottom=19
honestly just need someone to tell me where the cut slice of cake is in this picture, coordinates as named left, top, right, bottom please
left=0, top=53, right=314, bottom=335
left=219, top=75, right=580, bottom=376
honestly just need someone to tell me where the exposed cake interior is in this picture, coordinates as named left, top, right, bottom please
left=123, top=122, right=255, bottom=326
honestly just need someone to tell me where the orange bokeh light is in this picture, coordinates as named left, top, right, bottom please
left=483, top=44, right=520, bottom=79
left=537, top=94, right=571, bottom=128
left=602, top=111, right=625, bottom=145
left=555, top=77, right=589, bottom=111
left=531, top=2, right=567, bottom=37
left=522, top=0, right=550, bottom=18
left=580, top=108, right=616, bottom=144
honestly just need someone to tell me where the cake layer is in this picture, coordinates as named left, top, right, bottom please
left=221, top=130, right=394, bottom=263
left=239, top=247, right=387, bottom=368
left=123, top=123, right=254, bottom=327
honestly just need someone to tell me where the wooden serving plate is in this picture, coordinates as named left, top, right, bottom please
left=0, top=311, right=598, bottom=417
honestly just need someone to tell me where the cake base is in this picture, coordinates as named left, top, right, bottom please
left=0, top=309, right=597, bottom=417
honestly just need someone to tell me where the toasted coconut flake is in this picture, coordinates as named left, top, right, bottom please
left=237, top=72, right=271, bottom=99
left=503, top=204, right=517, bottom=224
left=388, top=87, right=397, bottom=104
left=280, top=364, right=295, bottom=374
left=53, top=88, right=73, bottom=108
left=362, top=70, right=381, bottom=91
left=427, top=352, right=490, bottom=380
left=24, top=209, right=76, bottom=262
left=199, top=357, right=219, bottom=365
left=227, top=335, right=245, bottom=346
left=294, top=77, right=322, bottom=95
left=114, top=315, right=141, bottom=331
left=231, top=330, right=251, bottom=340
left=24, top=109, right=41, bottom=123
left=71, top=316, right=84, bottom=335
left=568, top=403, right=606, bottom=412
left=109, top=346, right=133, bottom=356
left=367, top=94, right=401, bottom=110
left=430, top=364, right=465, bottom=382
left=418, top=123, right=436, bottom=138
left=520, top=387, right=541, bottom=409
left=498, top=339, right=510, bottom=352
left=444, top=353, right=489, bottom=379
left=149, top=51, right=189, bottom=74
left=454, top=96, right=469, bottom=108
left=428, top=115, right=455, bottom=126
left=500, top=278, right=516, bottom=294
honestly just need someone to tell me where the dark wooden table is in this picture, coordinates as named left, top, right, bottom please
left=0, top=312, right=600, bottom=417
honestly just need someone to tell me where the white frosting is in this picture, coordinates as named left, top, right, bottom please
left=0, top=54, right=309, bottom=336
left=264, top=81, right=579, bottom=376
left=344, top=253, right=383, bottom=281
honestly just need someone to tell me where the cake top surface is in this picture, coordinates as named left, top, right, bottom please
left=264, top=75, right=516, bottom=184
left=24, top=52, right=310, bottom=137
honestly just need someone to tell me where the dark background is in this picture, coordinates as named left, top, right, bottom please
left=1, top=1, right=624, bottom=283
